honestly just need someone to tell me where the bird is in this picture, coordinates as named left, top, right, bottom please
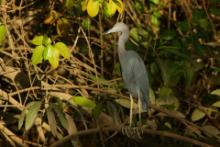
left=105, top=22, right=149, bottom=125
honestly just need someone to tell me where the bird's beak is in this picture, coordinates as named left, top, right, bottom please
left=104, top=27, right=117, bottom=35
left=104, top=29, right=112, bottom=35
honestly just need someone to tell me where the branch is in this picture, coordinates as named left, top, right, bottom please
left=50, top=125, right=214, bottom=147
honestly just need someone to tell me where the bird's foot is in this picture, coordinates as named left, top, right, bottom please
left=121, top=126, right=143, bottom=139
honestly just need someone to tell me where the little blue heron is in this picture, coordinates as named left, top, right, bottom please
left=105, top=22, right=149, bottom=125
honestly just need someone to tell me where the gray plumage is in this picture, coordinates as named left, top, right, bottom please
left=106, top=22, right=149, bottom=111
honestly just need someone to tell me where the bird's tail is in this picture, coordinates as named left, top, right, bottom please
left=137, top=88, right=149, bottom=112
left=141, top=94, right=149, bottom=112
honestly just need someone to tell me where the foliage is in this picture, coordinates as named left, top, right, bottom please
left=0, top=23, right=6, bottom=46
left=72, top=96, right=96, bottom=109
left=0, top=0, right=220, bottom=146
left=82, top=0, right=124, bottom=17
left=31, top=35, right=70, bottom=68
left=18, top=101, right=42, bottom=130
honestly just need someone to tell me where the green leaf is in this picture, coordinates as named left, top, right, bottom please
left=18, top=109, right=27, bottom=129
left=164, top=122, right=172, bottom=129
left=63, top=0, right=75, bottom=9
left=0, top=24, right=6, bottom=46
left=81, top=0, right=87, bottom=11
left=130, top=28, right=141, bottom=42
left=104, top=0, right=117, bottom=17
left=82, top=18, right=91, bottom=30
left=134, top=1, right=144, bottom=13
left=210, top=89, right=220, bottom=96
left=172, top=111, right=186, bottom=118
left=150, top=0, right=159, bottom=5
left=31, top=45, right=45, bottom=65
left=25, top=101, right=41, bottom=130
left=191, top=108, right=205, bottom=122
left=65, top=114, right=80, bottom=146
left=52, top=105, right=68, bottom=129
left=212, top=101, right=220, bottom=108
left=157, top=86, right=179, bottom=110
left=31, top=35, right=44, bottom=46
left=87, top=0, right=100, bottom=17
left=72, top=96, right=96, bottom=109
left=43, top=44, right=54, bottom=60
left=48, top=47, right=60, bottom=68
left=65, top=114, right=79, bottom=146
left=157, top=96, right=179, bottom=110
left=202, top=125, right=220, bottom=137
left=151, top=15, right=159, bottom=26
left=198, top=19, right=211, bottom=31
left=159, top=87, right=173, bottom=99
left=114, top=0, right=124, bottom=13
left=46, top=107, right=58, bottom=137
left=42, top=36, right=52, bottom=45
left=54, top=42, right=70, bottom=59
left=31, top=35, right=51, bottom=46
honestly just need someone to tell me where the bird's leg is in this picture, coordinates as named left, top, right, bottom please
left=129, top=94, right=134, bottom=126
left=137, top=90, right=142, bottom=124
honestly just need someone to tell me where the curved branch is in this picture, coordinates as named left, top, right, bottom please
left=50, top=125, right=214, bottom=147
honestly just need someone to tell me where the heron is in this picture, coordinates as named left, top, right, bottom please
left=105, top=22, right=149, bottom=126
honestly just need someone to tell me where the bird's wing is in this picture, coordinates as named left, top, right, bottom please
left=120, top=51, right=149, bottom=104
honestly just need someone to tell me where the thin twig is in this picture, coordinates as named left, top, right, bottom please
left=0, top=121, right=28, bottom=147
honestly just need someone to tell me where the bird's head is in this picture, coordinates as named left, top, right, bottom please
left=105, top=22, right=129, bottom=34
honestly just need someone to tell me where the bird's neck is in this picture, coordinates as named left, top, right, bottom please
left=118, top=31, right=129, bottom=54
